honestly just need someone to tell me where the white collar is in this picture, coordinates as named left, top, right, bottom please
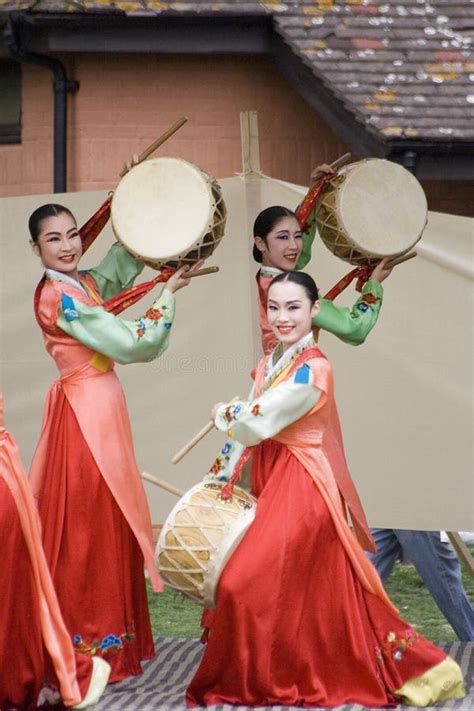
left=260, top=265, right=283, bottom=279
left=265, top=331, right=315, bottom=386
left=45, top=269, right=88, bottom=295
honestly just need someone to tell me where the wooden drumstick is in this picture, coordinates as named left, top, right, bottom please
left=187, top=266, right=219, bottom=279
left=172, top=396, right=240, bottom=465
left=141, top=471, right=184, bottom=498
left=119, top=116, right=189, bottom=178
left=310, top=152, right=351, bottom=183
left=386, top=251, right=417, bottom=268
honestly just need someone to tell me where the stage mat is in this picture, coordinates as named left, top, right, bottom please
left=95, top=638, right=473, bottom=710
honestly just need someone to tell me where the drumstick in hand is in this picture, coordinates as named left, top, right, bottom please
left=310, top=152, right=351, bottom=183
left=172, top=396, right=240, bottom=465
left=386, top=251, right=417, bottom=268
left=187, top=266, right=219, bottom=279
left=120, top=116, right=188, bottom=177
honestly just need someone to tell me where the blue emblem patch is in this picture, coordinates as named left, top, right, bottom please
left=61, top=293, right=79, bottom=321
left=294, top=363, right=311, bottom=384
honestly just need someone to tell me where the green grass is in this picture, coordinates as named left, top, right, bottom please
left=147, top=558, right=474, bottom=642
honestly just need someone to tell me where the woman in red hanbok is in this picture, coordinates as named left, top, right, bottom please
left=27, top=204, right=195, bottom=683
left=0, top=392, right=109, bottom=710
left=187, top=271, right=465, bottom=708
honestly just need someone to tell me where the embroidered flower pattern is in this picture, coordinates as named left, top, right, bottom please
left=136, top=318, right=147, bottom=338
left=210, top=457, right=224, bottom=475
left=224, top=403, right=241, bottom=423
left=145, top=307, right=163, bottom=321
left=375, top=628, right=419, bottom=667
left=73, top=631, right=135, bottom=657
left=362, top=292, right=380, bottom=305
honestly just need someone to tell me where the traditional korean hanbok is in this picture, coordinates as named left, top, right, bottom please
left=257, top=266, right=384, bottom=550
left=29, top=244, right=174, bottom=683
left=0, top=393, right=109, bottom=710
left=186, top=334, right=465, bottom=708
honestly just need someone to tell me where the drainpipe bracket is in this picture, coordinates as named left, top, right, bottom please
left=54, top=79, right=80, bottom=95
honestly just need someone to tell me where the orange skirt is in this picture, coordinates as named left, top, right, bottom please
left=187, top=441, right=447, bottom=707
left=35, top=388, right=154, bottom=683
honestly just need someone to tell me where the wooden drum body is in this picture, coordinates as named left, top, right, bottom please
left=111, top=157, right=227, bottom=270
left=156, top=481, right=256, bottom=609
left=314, top=158, right=427, bottom=266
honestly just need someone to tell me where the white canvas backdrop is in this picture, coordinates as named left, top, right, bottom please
left=0, top=174, right=472, bottom=530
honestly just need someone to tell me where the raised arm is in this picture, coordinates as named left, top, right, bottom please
left=57, top=287, right=175, bottom=364
left=214, top=363, right=323, bottom=447
left=87, top=243, right=146, bottom=300
left=315, top=278, right=383, bottom=346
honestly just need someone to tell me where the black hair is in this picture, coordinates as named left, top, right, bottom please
left=252, top=205, right=296, bottom=263
left=28, top=204, right=76, bottom=244
left=268, top=270, right=319, bottom=305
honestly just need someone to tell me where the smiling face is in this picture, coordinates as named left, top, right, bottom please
left=254, top=215, right=303, bottom=271
left=31, top=212, right=82, bottom=278
left=267, top=280, right=320, bottom=352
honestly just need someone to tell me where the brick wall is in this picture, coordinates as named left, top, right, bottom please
left=1, top=53, right=471, bottom=218
left=0, top=54, right=347, bottom=197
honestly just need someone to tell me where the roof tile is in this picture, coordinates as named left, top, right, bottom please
left=0, top=0, right=472, bottom=142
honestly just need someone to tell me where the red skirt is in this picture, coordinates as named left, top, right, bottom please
left=35, top=388, right=154, bottom=683
left=0, top=478, right=92, bottom=710
left=187, top=441, right=447, bottom=707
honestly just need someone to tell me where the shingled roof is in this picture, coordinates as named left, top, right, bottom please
left=1, top=0, right=473, bottom=146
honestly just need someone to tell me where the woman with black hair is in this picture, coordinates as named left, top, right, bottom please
left=186, top=272, right=464, bottom=708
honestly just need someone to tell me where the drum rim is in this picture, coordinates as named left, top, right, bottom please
left=111, top=156, right=221, bottom=262
left=326, top=158, right=427, bottom=258
left=156, top=480, right=256, bottom=608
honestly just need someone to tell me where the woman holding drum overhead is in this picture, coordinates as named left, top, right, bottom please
left=253, top=200, right=392, bottom=551
left=27, top=202, right=198, bottom=683
left=187, top=271, right=465, bottom=708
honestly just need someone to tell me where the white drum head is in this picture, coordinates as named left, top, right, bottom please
left=111, top=157, right=214, bottom=262
left=338, top=159, right=427, bottom=257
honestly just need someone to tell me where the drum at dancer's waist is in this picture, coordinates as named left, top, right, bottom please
left=155, top=480, right=256, bottom=609
left=314, top=158, right=427, bottom=267
left=111, top=156, right=227, bottom=271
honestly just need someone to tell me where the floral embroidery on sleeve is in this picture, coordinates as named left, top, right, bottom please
left=208, top=441, right=235, bottom=478
left=136, top=319, right=147, bottom=338
left=145, top=307, right=163, bottom=320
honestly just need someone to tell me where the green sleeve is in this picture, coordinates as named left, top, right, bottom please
left=57, top=288, right=175, bottom=365
left=87, top=243, right=146, bottom=300
left=313, top=279, right=384, bottom=346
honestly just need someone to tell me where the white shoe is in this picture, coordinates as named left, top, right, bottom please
left=72, top=657, right=111, bottom=709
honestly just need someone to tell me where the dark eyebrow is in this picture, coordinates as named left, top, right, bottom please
left=268, top=299, right=303, bottom=306
left=43, top=227, right=78, bottom=237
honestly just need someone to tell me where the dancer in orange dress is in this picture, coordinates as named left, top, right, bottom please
left=0, top=392, right=110, bottom=710
left=186, top=272, right=465, bottom=708
left=27, top=203, right=197, bottom=683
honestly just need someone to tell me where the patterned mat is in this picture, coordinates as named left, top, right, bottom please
left=95, top=638, right=473, bottom=710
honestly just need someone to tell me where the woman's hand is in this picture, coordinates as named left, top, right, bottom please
left=165, top=259, right=206, bottom=293
left=166, top=265, right=192, bottom=293
left=211, top=402, right=227, bottom=422
left=371, top=257, right=393, bottom=283
left=310, top=163, right=335, bottom=186
left=122, top=153, right=139, bottom=174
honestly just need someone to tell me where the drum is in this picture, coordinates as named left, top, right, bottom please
left=156, top=480, right=256, bottom=608
left=111, top=157, right=227, bottom=270
left=314, top=158, right=427, bottom=266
